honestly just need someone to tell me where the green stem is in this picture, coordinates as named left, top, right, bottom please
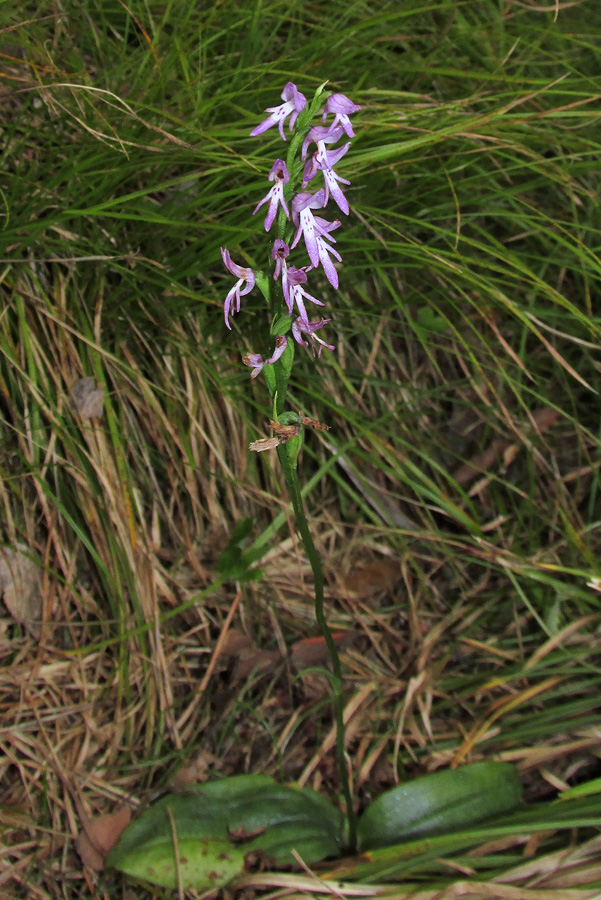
left=276, top=442, right=357, bottom=852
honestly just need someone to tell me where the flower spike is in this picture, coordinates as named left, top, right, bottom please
left=224, top=84, right=360, bottom=382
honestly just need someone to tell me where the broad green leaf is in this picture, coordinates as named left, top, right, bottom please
left=107, top=775, right=343, bottom=890
left=357, top=761, right=522, bottom=851
left=327, top=794, right=601, bottom=884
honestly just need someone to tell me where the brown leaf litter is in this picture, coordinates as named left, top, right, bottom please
left=70, top=376, right=104, bottom=419
left=218, top=627, right=359, bottom=682
left=75, top=805, right=131, bottom=871
left=342, top=558, right=401, bottom=599
left=0, top=542, right=43, bottom=637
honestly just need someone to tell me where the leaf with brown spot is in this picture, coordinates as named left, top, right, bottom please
left=76, top=806, right=131, bottom=871
left=243, top=848, right=275, bottom=873
left=0, top=543, right=43, bottom=637
left=227, top=825, right=266, bottom=843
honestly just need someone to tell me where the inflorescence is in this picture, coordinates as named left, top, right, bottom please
left=220, top=83, right=360, bottom=380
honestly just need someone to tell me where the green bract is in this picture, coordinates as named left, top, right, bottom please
left=107, top=774, right=343, bottom=891
left=357, top=762, right=523, bottom=851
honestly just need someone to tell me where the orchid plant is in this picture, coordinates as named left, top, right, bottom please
left=220, top=82, right=360, bottom=844
left=107, top=86, right=531, bottom=893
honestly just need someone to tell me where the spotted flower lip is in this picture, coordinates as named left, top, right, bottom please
left=250, top=82, right=307, bottom=140
left=253, top=160, right=290, bottom=232
left=221, top=247, right=255, bottom=330
left=322, top=92, right=361, bottom=138
left=291, top=191, right=342, bottom=289
left=292, top=316, right=335, bottom=357
left=242, top=335, right=288, bottom=378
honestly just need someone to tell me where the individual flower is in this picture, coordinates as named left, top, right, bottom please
left=322, top=93, right=361, bottom=138
left=272, top=238, right=293, bottom=299
left=285, top=266, right=325, bottom=324
left=221, top=247, right=255, bottom=330
left=250, top=82, right=307, bottom=140
left=271, top=238, right=290, bottom=281
left=301, top=125, right=345, bottom=161
left=253, top=160, right=290, bottom=232
left=291, top=190, right=342, bottom=289
left=292, top=317, right=335, bottom=357
left=302, top=126, right=351, bottom=215
left=242, top=335, right=288, bottom=379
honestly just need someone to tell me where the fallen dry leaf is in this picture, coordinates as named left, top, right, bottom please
left=220, top=628, right=256, bottom=657
left=343, top=558, right=401, bottom=599
left=290, top=631, right=358, bottom=671
left=76, top=805, right=131, bottom=871
left=169, top=750, right=217, bottom=790
left=232, top=647, right=280, bottom=681
left=218, top=628, right=357, bottom=682
left=219, top=628, right=279, bottom=681
left=70, top=376, right=104, bottom=419
left=0, top=543, right=43, bottom=637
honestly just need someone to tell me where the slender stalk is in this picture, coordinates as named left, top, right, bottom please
left=277, top=442, right=357, bottom=852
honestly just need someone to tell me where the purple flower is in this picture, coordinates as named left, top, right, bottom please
left=272, top=239, right=292, bottom=298
left=292, top=317, right=335, bottom=357
left=221, top=247, right=255, bottom=330
left=250, top=82, right=307, bottom=141
left=242, top=335, right=288, bottom=379
left=291, top=190, right=342, bottom=289
left=302, top=127, right=351, bottom=215
left=322, top=93, right=361, bottom=138
left=253, top=160, right=290, bottom=232
left=301, top=125, right=345, bottom=161
left=242, top=352, right=265, bottom=379
left=284, top=266, right=325, bottom=324
left=272, top=238, right=290, bottom=281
